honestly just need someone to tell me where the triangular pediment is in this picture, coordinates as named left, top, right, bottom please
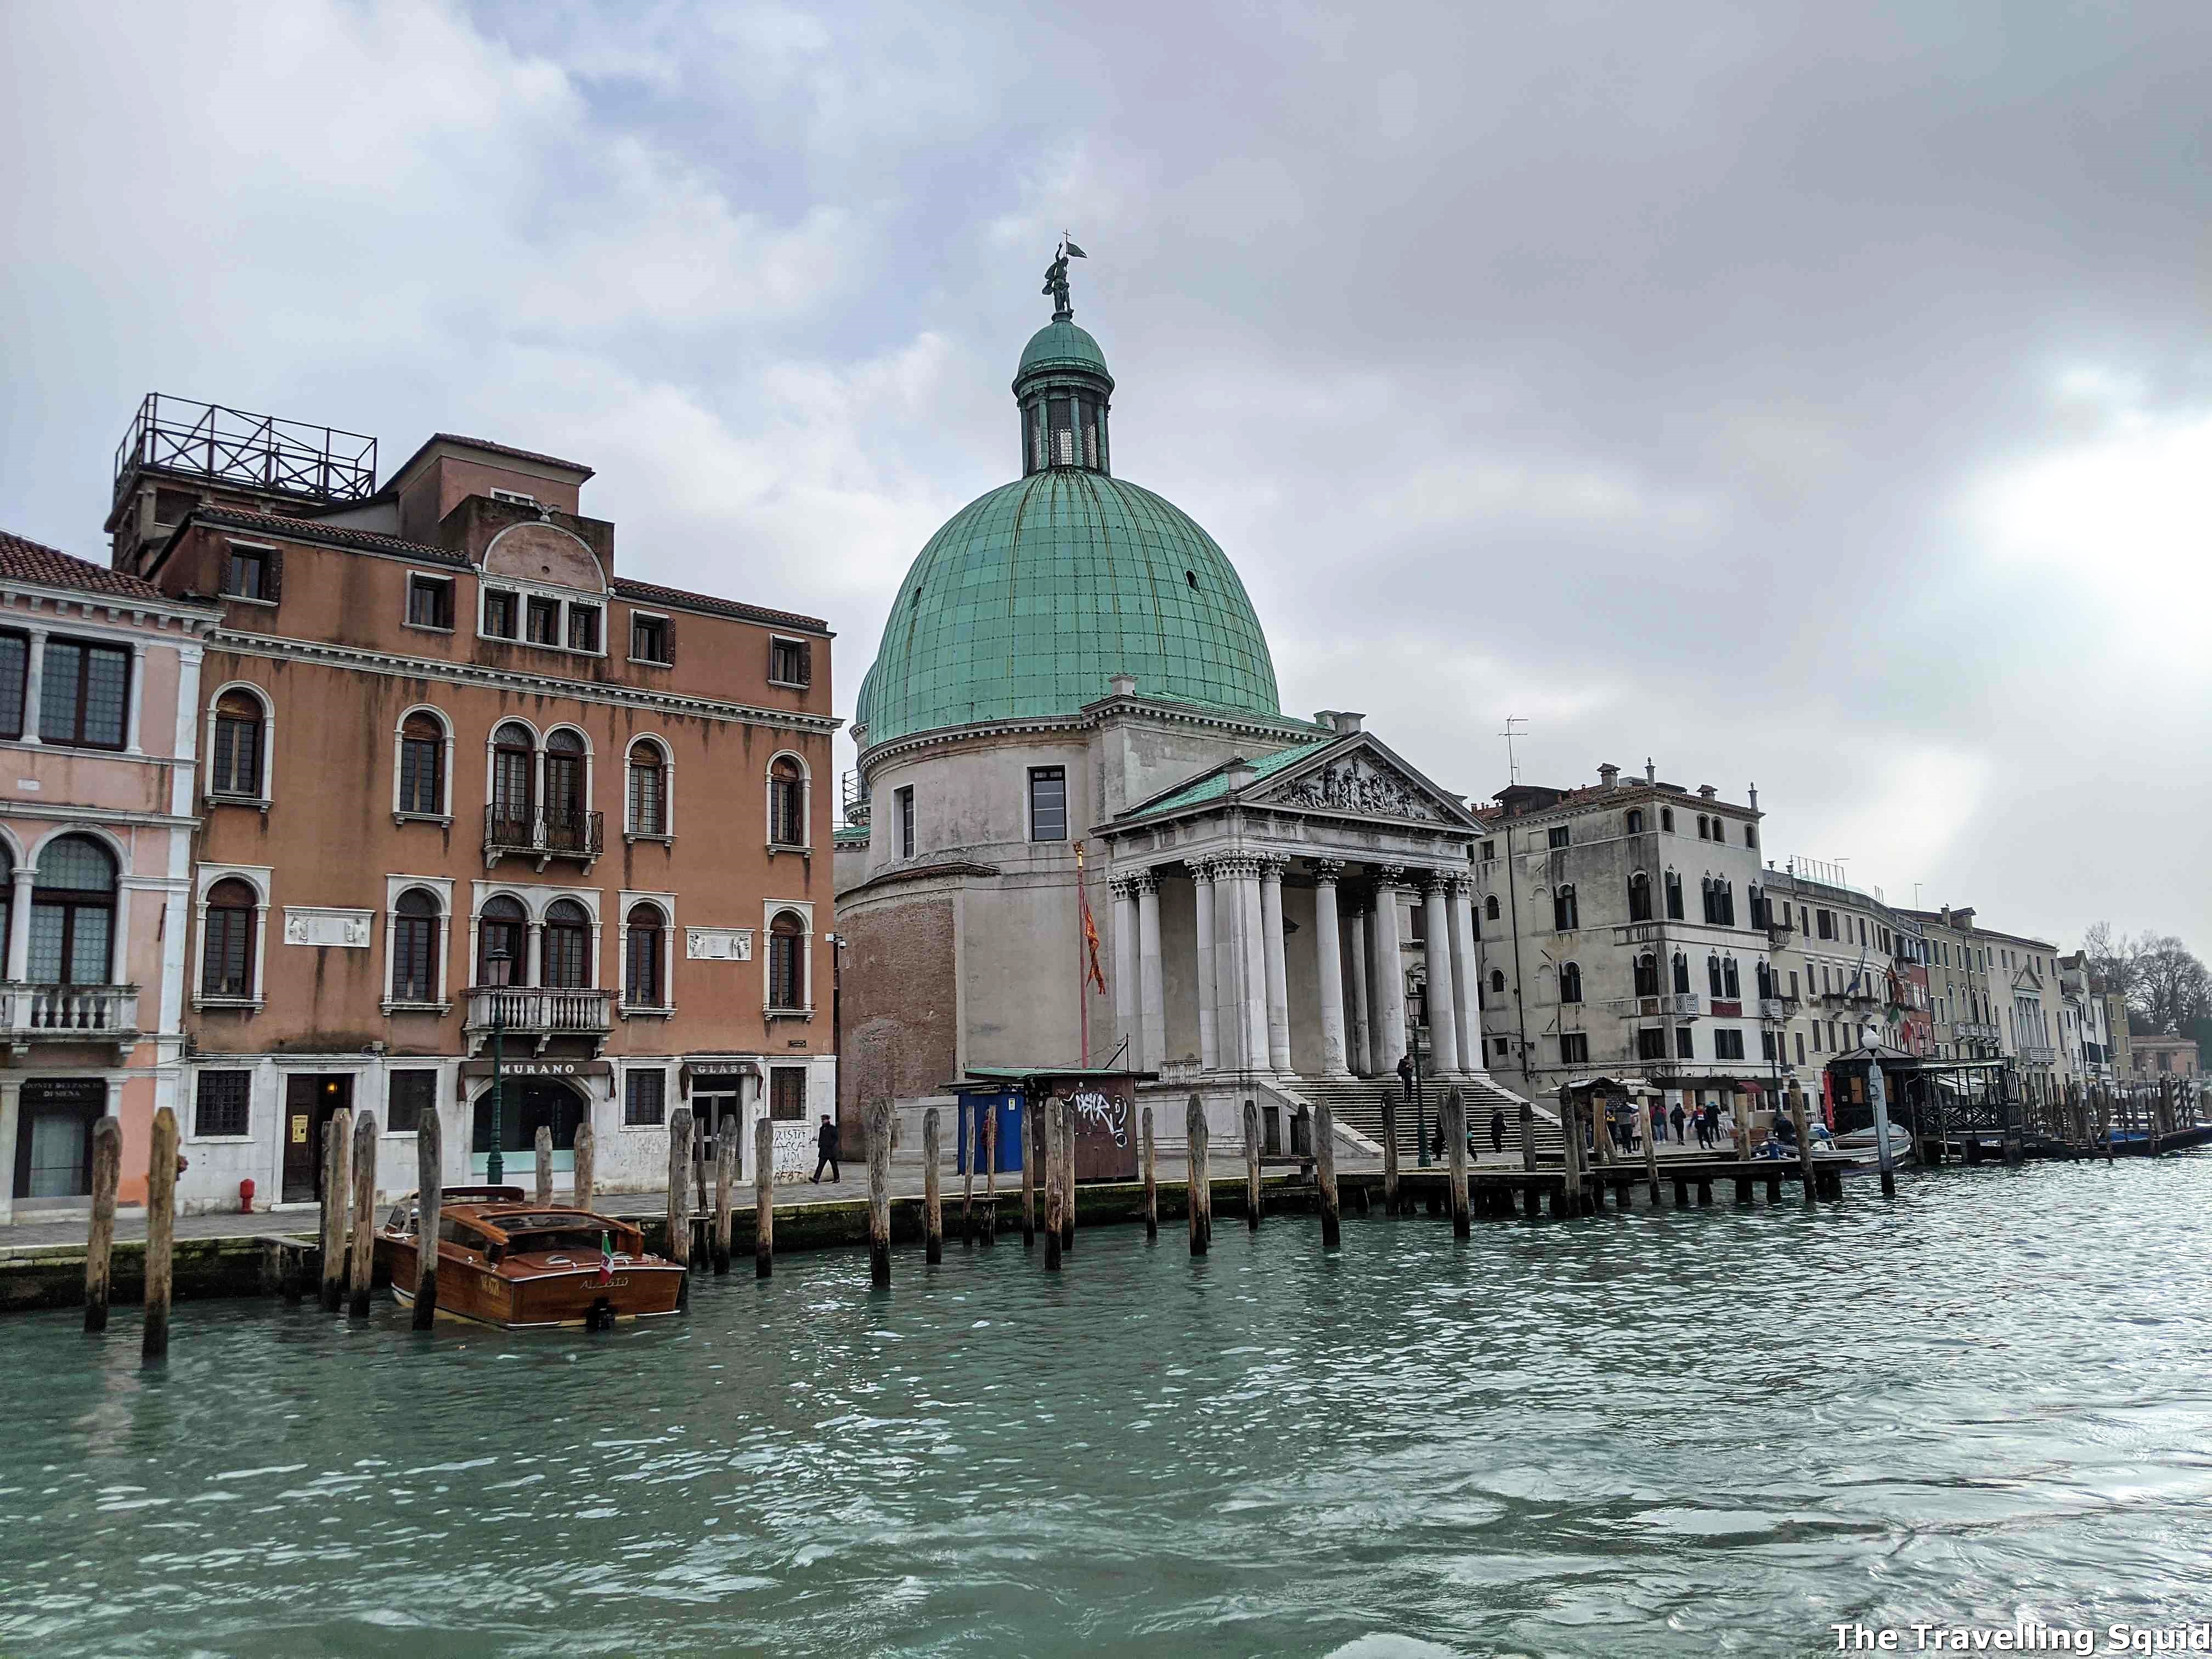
left=1255, top=735, right=1479, bottom=828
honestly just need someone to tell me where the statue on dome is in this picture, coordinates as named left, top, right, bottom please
left=1042, top=236, right=1086, bottom=318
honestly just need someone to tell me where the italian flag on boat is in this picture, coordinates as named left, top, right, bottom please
left=598, top=1230, right=614, bottom=1285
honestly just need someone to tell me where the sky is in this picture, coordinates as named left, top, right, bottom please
left=3, top=1, right=2208, bottom=953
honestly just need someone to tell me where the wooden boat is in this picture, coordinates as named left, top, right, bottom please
left=375, top=1187, right=687, bottom=1330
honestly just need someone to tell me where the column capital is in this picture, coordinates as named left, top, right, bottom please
left=1255, top=852, right=1290, bottom=881
left=1108, top=875, right=1138, bottom=901
left=1373, top=863, right=1407, bottom=888
left=1309, top=857, right=1345, bottom=884
left=1132, top=870, right=1160, bottom=896
left=1214, top=853, right=1264, bottom=882
left=1419, top=868, right=1453, bottom=894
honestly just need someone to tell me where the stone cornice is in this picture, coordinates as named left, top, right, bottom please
left=855, top=695, right=1325, bottom=776
left=212, top=628, right=842, bottom=736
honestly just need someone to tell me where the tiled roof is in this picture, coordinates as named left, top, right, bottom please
left=1122, top=737, right=1333, bottom=819
left=0, top=527, right=171, bottom=601
left=389, top=432, right=596, bottom=483
left=178, top=507, right=472, bottom=567
left=832, top=824, right=871, bottom=845
left=610, top=575, right=828, bottom=634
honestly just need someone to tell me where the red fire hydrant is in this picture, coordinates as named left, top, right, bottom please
left=239, top=1177, right=256, bottom=1215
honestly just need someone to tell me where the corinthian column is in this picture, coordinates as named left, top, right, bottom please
left=1345, top=896, right=1372, bottom=1076
left=1372, top=866, right=1409, bottom=1071
left=1311, top=860, right=1349, bottom=1077
left=1421, top=871, right=1460, bottom=1074
left=1111, top=876, right=1140, bottom=1070
left=1193, top=860, right=1218, bottom=1070
left=1136, top=872, right=1165, bottom=1075
left=1448, top=874, right=1482, bottom=1074
left=1259, top=855, right=1291, bottom=1073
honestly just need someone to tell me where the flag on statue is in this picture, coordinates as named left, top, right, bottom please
left=1063, top=239, right=1087, bottom=258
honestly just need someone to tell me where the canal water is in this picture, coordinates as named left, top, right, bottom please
left=3, top=1158, right=2209, bottom=1657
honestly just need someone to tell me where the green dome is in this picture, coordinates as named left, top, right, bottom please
left=862, top=470, right=1281, bottom=748
left=1018, top=319, right=1111, bottom=382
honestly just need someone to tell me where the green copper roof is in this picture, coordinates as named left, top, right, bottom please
left=1132, top=738, right=1332, bottom=817
left=862, top=470, right=1282, bottom=748
left=1018, top=319, right=1111, bottom=382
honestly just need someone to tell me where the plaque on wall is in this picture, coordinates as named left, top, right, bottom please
left=685, top=927, right=754, bottom=961
left=282, top=907, right=374, bottom=948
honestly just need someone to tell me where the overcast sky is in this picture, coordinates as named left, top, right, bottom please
left=4, top=2, right=2207, bottom=952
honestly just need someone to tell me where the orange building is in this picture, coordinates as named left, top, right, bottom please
left=107, top=396, right=837, bottom=1209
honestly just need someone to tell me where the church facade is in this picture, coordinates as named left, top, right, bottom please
left=834, top=277, right=1513, bottom=1152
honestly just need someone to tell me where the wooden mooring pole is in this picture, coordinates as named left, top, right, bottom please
left=1380, top=1088, right=1401, bottom=1216
left=1642, top=1090, right=1662, bottom=1206
left=1787, top=1082, right=1815, bottom=1206
left=83, top=1115, right=121, bottom=1335
left=2097, top=1084, right=2113, bottom=1163
left=867, top=1098, right=892, bottom=1288
left=534, top=1125, right=554, bottom=1207
left=1446, top=1089, right=1470, bottom=1239
left=1186, top=1094, right=1211, bottom=1256
left=572, top=1120, right=595, bottom=1213
left=1733, top=1091, right=1752, bottom=1206
left=753, top=1118, right=774, bottom=1279
left=712, top=1121, right=736, bottom=1275
left=1021, top=1096, right=1038, bottom=1247
left=1243, top=1098, right=1263, bottom=1230
left=414, top=1109, right=443, bottom=1328
left=142, top=1106, right=178, bottom=1364
left=1059, top=1096, right=1076, bottom=1256
left=319, top=1106, right=353, bottom=1313
left=923, top=1106, right=944, bottom=1264
left=1042, top=1099, right=1064, bottom=1271
left=348, top=1111, right=379, bottom=1318
left=665, top=1108, right=693, bottom=1271
left=1316, top=1101, right=1340, bottom=1248
left=1142, top=1106, right=1158, bottom=1242
left=980, top=1098, right=998, bottom=1246
left=961, top=1099, right=975, bottom=1246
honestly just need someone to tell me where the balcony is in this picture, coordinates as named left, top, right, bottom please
left=1759, top=997, right=1789, bottom=1022
left=1612, top=992, right=1701, bottom=1019
left=2021, top=1044, right=2057, bottom=1065
left=0, top=984, right=142, bottom=1059
left=1953, top=1020, right=1999, bottom=1042
left=464, top=986, right=613, bottom=1055
left=483, top=808, right=605, bottom=871
left=1766, top=916, right=1796, bottom=949
left=1818, top=989, right=1880, bottom=1009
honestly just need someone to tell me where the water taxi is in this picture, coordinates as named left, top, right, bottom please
left=376, top=1187, right=687, bottom=1330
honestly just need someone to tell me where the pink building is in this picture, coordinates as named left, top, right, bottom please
left=0, top=531, right=218, bottom=1221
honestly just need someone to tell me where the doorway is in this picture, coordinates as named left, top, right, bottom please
left=690, top=1075, right=746, bottom=1175
left=11, top=1077, right=109, bottom=1201
left=470, top=1079, right=584, bottom=1180
left=281, top=1074, right=355, bottom=1204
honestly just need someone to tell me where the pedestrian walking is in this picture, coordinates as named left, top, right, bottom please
left=1670, top=1100, right=1688, bottom=1146
left=1396, top=1052, right=1414, bottom=1097
left=1651, top=1098, right=1667, bottom=1144
left=811, top=1112, right=841, bottom=1183
left=1489, top=1107, right=1505, bottom=1156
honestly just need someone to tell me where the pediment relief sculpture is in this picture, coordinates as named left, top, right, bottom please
left=1264, top=753, right=1444, bottom=822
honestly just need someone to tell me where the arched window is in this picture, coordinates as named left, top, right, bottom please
left=398, top=712, right=445, bottom=816
left=391, top=888, right=441, bottom=1003
left=1552, top=884, right=1578, bottom=932
left=1633, top=953, right=1660, bottom=997
left=542, top=899, right=591, bottom=989
left=477, top=895, right=526, bottom=985
left=624, top=901, right=666, bottom=1007
left=201, top=877, right=257, bottom=998
left=544, top=730, right=587, bottom=845
left=1484, top=894, right=1500, bottom=922
left=210, top=689, right=266, bottom=798
left=1664, top=871, right=1683, bottom=920
left=32, top=835, right=117, bottom=985
left=1660, top=808, right=1674, bottom=832
left=1488, top=968, right=1506, bottom=996
left=1708, top=953, right=1725, bottom=997
left=1672, top=951, right=1691, bottom=995
left=1560, top=961, right=1583, bottom=1004
left=1755, top=960, right=1774, bottom=999
left=769, top=756, right=806, bottom=847
left=768, top=909, right=806, bottom=1009
left=1627, top=870, right=1652, bottom=922
left=1626, top=809, right=1644, bottom=834
left=491, top=723, right=534, bottom=841
left=627, top=740, right=668, bottom=837
left=1723, top=958, right=1741, bottom=999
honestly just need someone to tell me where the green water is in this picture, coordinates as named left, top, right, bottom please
left=3, top=1159, right=2209, bottom=1657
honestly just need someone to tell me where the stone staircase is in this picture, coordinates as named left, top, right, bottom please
left=1283, top=1075, right=1562, bottom=1164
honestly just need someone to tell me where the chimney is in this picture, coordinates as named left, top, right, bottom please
left=1109, top=674, right=1137, bottom=697
left=1334, top=710, right=1365, bottom=735
left=1598, top=763, right=1620, bottom=791
left=1697, top=784, right=1718, bottom=800
left=1747, top=782, right=1758, bottom=812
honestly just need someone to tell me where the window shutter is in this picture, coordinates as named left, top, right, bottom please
left=264, top=547, right=283, bottom=603
left=661, top=614, right=676, bottom=665
left=797, top=640, right=811, bottom=685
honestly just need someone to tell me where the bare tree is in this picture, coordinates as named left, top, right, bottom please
left=2079, top=921, right=2134, bottom=996
left=2127, top=935, right=2211, bottom=1036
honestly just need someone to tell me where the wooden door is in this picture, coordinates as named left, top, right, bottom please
left=282, top=1074, right=354, bottom=1203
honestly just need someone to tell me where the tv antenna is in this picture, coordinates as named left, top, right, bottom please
left=1500, top=716, right=1527, bottom=785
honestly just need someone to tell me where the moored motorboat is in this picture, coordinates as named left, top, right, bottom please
left=375, top=1187, right=687, bottom=1329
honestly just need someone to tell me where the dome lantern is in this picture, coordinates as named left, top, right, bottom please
left=1017, top=240, right=1113, bottom=476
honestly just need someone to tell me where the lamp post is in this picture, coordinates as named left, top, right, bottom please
left=485, top=945, right=511, bottom=1187
left=1411, top=1021, right=1430, bottom=1168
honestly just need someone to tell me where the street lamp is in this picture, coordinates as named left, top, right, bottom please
left=485, top=945, right=512, bottom=1187
left=1410, top=1019, right=1430, bottom=1168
